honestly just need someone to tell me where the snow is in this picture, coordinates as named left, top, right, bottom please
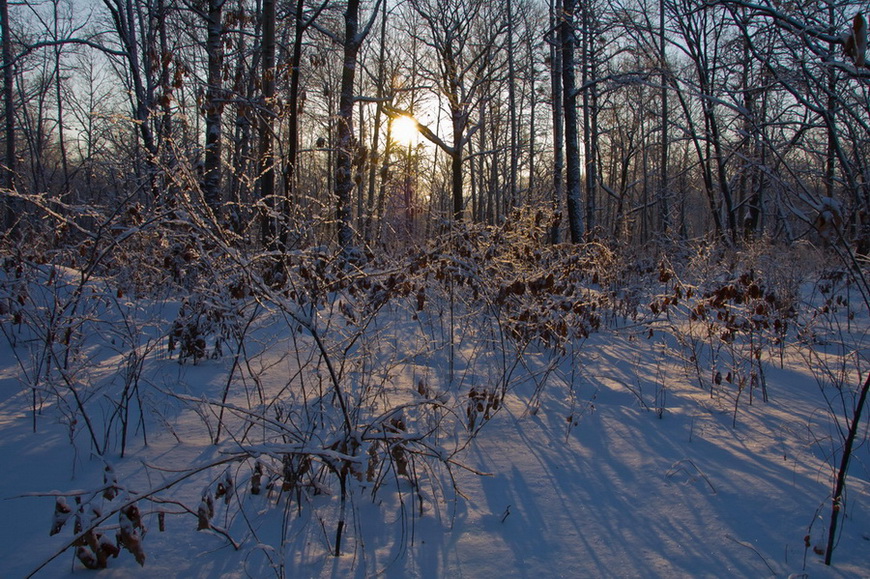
left=0, top=254, right=869, bottom=578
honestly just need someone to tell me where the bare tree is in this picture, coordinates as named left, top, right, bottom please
left=560, top=0, right=584, bottom=242
left=201, top=0, right=226, bottom=214
left=258, top=0, right=278, bottom=248
left=548, top=0, right=564, bottom=243
left=283, top=0, right=330, bottom=214
left=334, top=0, right=383, bottom=255
left=506, top=0, right=518, bottom=209
left=361, top=0, right=393, bottom=245
left=658, top=0, right=670, bottom=235
left=1, top=0, right=16, bottom=232
left=579, top=0, right=601, bottom=234
left=101, top=0, right=163, bottom=190
left=406, top=0, right=507, bottom=221
left=226, top=0, right=258, bottom=234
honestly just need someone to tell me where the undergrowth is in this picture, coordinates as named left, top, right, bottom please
left=1, top=197, right=867, bottom=575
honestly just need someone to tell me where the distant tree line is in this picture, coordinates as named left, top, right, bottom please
left=1, top=0, right=869, bottom=255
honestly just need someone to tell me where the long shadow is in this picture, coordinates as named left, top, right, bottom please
left=445, top=336, right=867, bottom=578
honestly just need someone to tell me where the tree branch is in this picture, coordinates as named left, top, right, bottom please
left=383, top=105, right=456, bottom=155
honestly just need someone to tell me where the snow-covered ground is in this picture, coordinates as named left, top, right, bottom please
left=0, top=254, right=868, bottom=578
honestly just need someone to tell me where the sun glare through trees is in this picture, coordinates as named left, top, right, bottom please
left=391, top=114, right=419, bottom=146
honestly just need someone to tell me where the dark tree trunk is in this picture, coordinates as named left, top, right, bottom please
left=659, top=0, right=670, bottom=235
left=580, top=2, right=599, bottom=236
left=335, top=0, right=362, bottom=253
left=258, top=0, right=279, bottom=248
left=283, top=0, right=305, bottom=209
left=507, top=0, right=518, bottom=209
left=203, top=0, right=225, bottom=213
left=1, top=0, right=16, bottom=233
left=335, top=0, right=383, bottom=253
left=451, top=111, right=464, bottom=220
left=549, top=0, right=563, bottom=244
left=560, top=0, right=583, bottom=243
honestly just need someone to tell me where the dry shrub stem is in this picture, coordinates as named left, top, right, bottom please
left=824, top=370, right=870, bottom=565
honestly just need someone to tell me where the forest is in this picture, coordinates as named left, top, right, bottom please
left=0, top=0, right=869, bottom=577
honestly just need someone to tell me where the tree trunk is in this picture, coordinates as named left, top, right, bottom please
left=364, top=0, right=388, bottom=244
left=674, top=85, right=723, bottom=236
left=1, top=0, right=16, bottom=233
left=659, top=0, right=670, bottom=235
left=451, top=110, right=464, bottom=220
left=560, top=0, right=583, bottom=243
left=258, top=0, right=278, bottom=248
left=52, top=0, right=69, bottom=195
left=228, top=0, right=254, bottom=233
left=283, top=0, right=305, bottom=210
left=155, top=0, right=173, bottom=163
left=335, top=0, right=361, bottom=253
left=706, top=98, right=736, bottom=242
left=335, top=0, right=383, bottom=252
left=478, top=101, right=490, bottom=223
left=507, top=0, right=518, bottom=210
left=580, top=0, right=597, bottom=235
left=102, top=0, right=159, bottom=196
left=203, top=0, right=225, bottom=213
left=549, top=0, right=563, bottom=244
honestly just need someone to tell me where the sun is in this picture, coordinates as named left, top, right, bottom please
left=391, top=115, right=419, bottom=146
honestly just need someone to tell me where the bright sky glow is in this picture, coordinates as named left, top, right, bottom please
left=391, top=115, right=419, bottom=146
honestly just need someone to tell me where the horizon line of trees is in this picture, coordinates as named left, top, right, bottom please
left=2, top=0, right=870, bottom=258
